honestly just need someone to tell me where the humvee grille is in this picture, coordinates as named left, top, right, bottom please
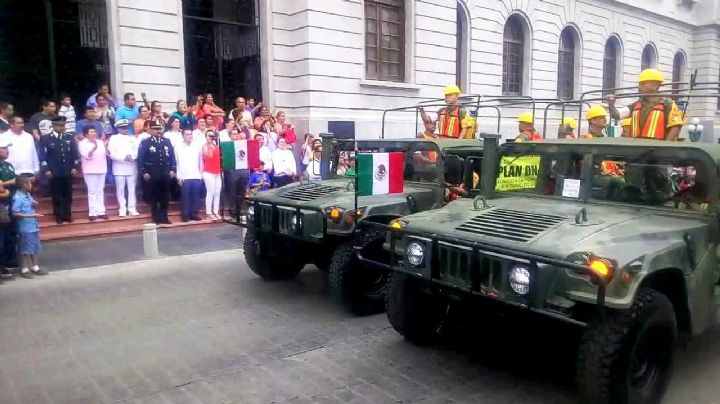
left=455, top=208, right=566, bottom=242
left=280, top=183, right=342, bottom=201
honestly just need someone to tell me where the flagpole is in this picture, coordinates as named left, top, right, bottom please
left=353, top=139, right=359, bottom=229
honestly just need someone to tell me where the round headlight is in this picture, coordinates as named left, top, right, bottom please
left=291, top=214, right=299, bottom=231
left=406, top=242, right=425, bottom=266
left=509, top=265, right=531, bottom=295
left=247, top=205, right=255, bottom=218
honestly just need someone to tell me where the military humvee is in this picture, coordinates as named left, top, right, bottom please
left=374, top=134, right=720, bottom=403
left=240, top=134, right=484, bottom=315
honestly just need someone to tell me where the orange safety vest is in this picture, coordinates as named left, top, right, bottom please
left=419, top=132, right=438, bottom=162
left=601, top=161, right=621, bottom=176
left=437, top=107, right=463, bottom=138
left=631, top=102, right=666, bottom=140
left=516, top=130, right=543, bottom=142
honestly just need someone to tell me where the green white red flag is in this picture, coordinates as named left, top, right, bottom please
left=220, top=140, right=260, bottom=170
left=356, top=152, right=404, bottom=196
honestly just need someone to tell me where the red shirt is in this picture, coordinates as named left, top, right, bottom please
left=203, top=145, right=221, bottom=174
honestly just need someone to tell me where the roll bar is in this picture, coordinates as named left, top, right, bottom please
left=381, top=95, right=570, bottom=139
left=541, top=88, right=720, bottom=138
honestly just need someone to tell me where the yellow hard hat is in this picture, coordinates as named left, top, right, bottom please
left=621, top=118, right=632, bottom=127
left=638, top=69, right=664, bottom=84
left=562, top=117, right=577, bottom=130
left=444, top=85, right=461, bottom=96
left=586, top=105, right=608, bottom=121
left=518, top=112, right=534, bottom=124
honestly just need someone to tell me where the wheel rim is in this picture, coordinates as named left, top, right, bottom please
left=628, top=325, right=672, bottom=393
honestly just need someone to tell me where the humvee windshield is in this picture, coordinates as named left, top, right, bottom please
left=320, top=140, right=445, bottom=184
left=494, top=145, right=711, bottom=212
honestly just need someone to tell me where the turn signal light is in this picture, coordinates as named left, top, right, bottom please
left=328, top=207, right=342, bottom=223
left=389, top=219, right=405, bottom=231
left=588, top=257, right=614, bottom=282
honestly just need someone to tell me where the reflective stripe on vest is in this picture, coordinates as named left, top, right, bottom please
left=438, top=107, right=461, bottom=138
left=631, top=102, right=666, bottom=140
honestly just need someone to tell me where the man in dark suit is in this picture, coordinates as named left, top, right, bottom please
left=137, top=119, right=176, bottom=225
left=39, top=116, right=78, bottom=224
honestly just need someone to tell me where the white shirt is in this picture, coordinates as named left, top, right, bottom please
left=306, top=159, right=322, bottom=180
left=218, top=129, right=230, bottom=143
left=228, top=108, right=252, bottom=124
left=264, top=131, right=279, bottom=151
left=191, top=129, right=206, bottom=146
left=58, top=105, right=77, bottom=132
left=0, top=130, right=39, bottom=174
left=174, top=141, right=202, bottom=181
left=259, top=146, right=273, bottom=172
left=271, top=148, right=297, bottom=177
left=164, top=130, right=182, bottom=148
left=107, top=134, right=139, bottom=176
left=137, top=131, right=150, bottom=142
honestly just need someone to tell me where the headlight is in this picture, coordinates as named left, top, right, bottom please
left=290, top=214, right=302, bottom=232
left=406, top=241, right=425, bottom=266
left=247, top=205, right=255, bottom=218
left=509, top=265, right=531, bottom=295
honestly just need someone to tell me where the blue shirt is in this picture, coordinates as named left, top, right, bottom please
left=116, top=105, right=141, bottom=135
left=75, top=119, right=104, bottom=138
left=249, top=172, right=270, bottom=192
left=12, top=191, right=38, bottom=233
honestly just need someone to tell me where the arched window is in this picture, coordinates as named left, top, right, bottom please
left=672, top=51, right=686, bottom=91
left=557, top=26, right=579, bottom=100
left=455, top=1, right=470, bottom=91
left=603, top=36, right=621, bottom=92
left=502, top=15, right=527, bottom=95
left=365, top=0, right=405, bottom=82
left=641, top=44, right=657, bottom=70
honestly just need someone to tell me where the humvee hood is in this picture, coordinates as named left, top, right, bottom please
left=405, top=196, right=709, bottom=262
left=250, top=179, right=438, bottom=210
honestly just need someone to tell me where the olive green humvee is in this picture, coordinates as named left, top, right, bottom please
left=240, top=135, right=483, bottom=315
left=376, top=135, right=720, bottom=403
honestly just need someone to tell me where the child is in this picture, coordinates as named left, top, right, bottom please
left=58, top=94, right=77, bottom=135
left=12, top=176, right=46, bottom=279
left=248, top=162, right=271, bottom=196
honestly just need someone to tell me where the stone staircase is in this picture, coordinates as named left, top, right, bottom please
left=37, top=176, right=222, bottom=241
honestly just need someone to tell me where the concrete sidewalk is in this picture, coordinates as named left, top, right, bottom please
left=39, top=224, right=244, bottom=271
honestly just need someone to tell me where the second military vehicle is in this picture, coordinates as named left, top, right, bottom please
left=374, top=134, right=720, bottom=403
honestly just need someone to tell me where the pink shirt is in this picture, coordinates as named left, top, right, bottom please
left=78, top=138, right=108, bottom=174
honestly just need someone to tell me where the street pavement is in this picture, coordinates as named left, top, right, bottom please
left=0, top=249, right=718, bottom=404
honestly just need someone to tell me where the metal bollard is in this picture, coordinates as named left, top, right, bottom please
left=143, top=223, right=159, bottom=258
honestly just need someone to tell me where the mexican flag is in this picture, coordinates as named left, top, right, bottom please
left=356, top=152, right=404, bottom=196
left=220, top=140, right=260, bottom=170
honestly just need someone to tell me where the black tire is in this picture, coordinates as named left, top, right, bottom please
left=328, top=231, right=389, bottom=315
left=243, top=230, right=304, bottom=281
left=386, top=272, right=448, bottom=344
left=576, top=288, right=677, bottom=404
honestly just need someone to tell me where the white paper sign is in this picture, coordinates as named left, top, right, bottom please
left=562, top=179, right=581, bottom=198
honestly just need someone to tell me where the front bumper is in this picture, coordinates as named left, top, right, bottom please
left=356, top=224, right=609, bottom=326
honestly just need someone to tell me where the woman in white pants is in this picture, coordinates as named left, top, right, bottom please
left=78, top=127, right=108, bottom=221
left=107, top=119, right=139, bottom=217
left=202, top=130, right=222, bottom=220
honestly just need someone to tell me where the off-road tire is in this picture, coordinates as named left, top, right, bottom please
left=576, top=288, right=677, bottom=404
left=243, top=231, right=304, bottom=281
left=386, top=272, right=447, bottom=344
left=328, top=231, right=388, bottom=315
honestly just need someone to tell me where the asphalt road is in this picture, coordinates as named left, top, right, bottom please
left=0, top=249, right=718, bottom=404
